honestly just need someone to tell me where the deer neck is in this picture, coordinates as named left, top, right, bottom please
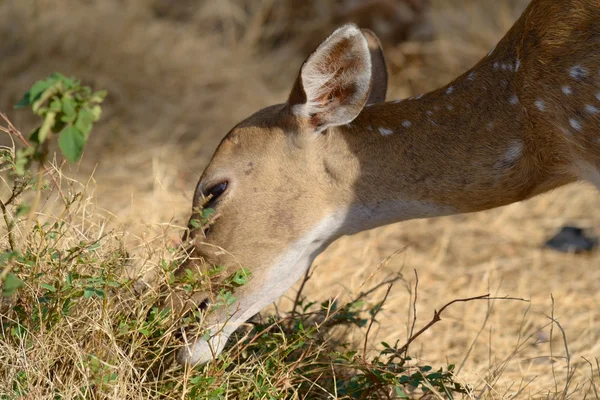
left=326, top=63, right=573, bottom=234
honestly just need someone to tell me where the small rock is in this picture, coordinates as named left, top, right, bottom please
left=545, top=226, right=597, bottom=253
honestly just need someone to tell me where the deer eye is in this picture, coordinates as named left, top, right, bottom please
left=203, top=181, right=228, bottom=205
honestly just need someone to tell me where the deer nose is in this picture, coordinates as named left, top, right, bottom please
left=176, top=326, right=230, bottom=365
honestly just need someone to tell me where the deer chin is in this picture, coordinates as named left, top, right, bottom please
left=176, top=323, right=230, bottom=365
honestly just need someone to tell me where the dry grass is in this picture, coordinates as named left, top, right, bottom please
left=0, top=0, right=599, bottom=398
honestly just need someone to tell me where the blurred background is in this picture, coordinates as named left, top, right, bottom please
left=1, top=0, right=598, bottom=394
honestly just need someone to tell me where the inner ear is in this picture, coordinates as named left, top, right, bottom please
left=361, top=29, right=388, bottom=105
left=287, top=24, right=373, bottom=132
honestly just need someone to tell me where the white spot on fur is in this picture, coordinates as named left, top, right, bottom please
left=415, top=94, right=424, bottom=100
left=535, top=100, right=545, bottom=111
left=560, top=127, right=572, bottom=136
left=447, top=105, right=454, bottom=111
left=487, top=122, right=494, bottom=130
left=426, top=110, right=433, bottom=116
left=496, top=141, right=523, bottom=168
left=494, top=62, right=500, bottom=69
left=585, top=104, right=599, bottom=114
left=379, top=127, right=393, bottom=136
left=562, top=86, right=572, bottom=95
left=446, top=86, right=454, bottom=95
left=509, top=95, right=519, bottom=105
left=515, top=59, right=521, bottom=71
left=468, top=72, right=476, bottom=81
left=569, top=118, right=582, bottom=131
left=501, top=63, right=507, bottom=70
left=507, top=63, right=514, bottom=72
left=402, top=120, right=412, bottom=128
left=393, top=99, right=403, bottom=104
left=596, top=93, right=600, bottom=101
left=488, top=46, right=496, bottom=56
left=570, top=65, right=588, bottom=80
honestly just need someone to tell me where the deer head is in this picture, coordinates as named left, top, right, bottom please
left=171, top=24, right=391, bottom=365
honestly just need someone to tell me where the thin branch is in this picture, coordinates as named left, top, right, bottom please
left=581, top=357, right=599, bottom=399
left=290, top=265, right=316, bottom=319
left=0, top=112, right=29, bottom=147
left=0, top=199, right=15, bottom=251
left=363, top=282, right=393, bottom=360
left=397, top=294, right=528, bottom=356
left=408, top=269, right=418, bottom=349
left=550, top=294, right=558, bottom=395
left=545, top=294, right=573, bottom=398
left=352, top=274, right=403, bottom=305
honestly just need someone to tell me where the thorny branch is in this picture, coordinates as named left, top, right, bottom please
left=396, top=294, right=529, bottom=357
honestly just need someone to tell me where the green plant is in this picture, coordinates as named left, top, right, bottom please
left=0, top=73, right=106, bottom=298
left=14, top=72, right=106, bottom=168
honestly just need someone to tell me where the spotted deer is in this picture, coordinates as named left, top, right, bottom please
left=172, top=0, right=600, bottom=365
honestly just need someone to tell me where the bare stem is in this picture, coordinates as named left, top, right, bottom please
left=290, top=265, right=316, bottom=319
left=0, top=198, right=15, bottom=251
left=362, top=283, right=393, bottom=360
left=396, top=294, right=528, bottom=357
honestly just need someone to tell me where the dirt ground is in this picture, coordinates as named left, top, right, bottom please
left=1, top=0, right=598, bottom=397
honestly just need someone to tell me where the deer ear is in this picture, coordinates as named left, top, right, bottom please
left=288, top=24, right=373, bottom=133
left=361, top=29, right=388, bottom=105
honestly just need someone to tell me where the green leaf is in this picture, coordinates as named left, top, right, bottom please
left=61, top=97, right=77, bottom=123
left=232, top=268, right=250, bottom=286
left=40, top=283, right=56, bottom=292
left=30, top=80, right=52, bottom=102
left=58, top=126, right=85, bottom=163
left=32, top=81, right=63, bottom=114
left=16, top=203, right=31, bottom=217
left=395, top=386, right=409, bottom=398
left=427, top=372, right=443, bottom=380
left=2, top=273, right=23, bottom=297
left=83, top=288, right=95, bottom=298
left=90, top=90, right=107, bottom=103
left=75, top=107, right=93, bottom=138
left=14, top=147, right=35, bottom=175
left=14, top=91, right=31, bottom=108
left=38, top=111, right=56, bottom=143
left=0, top=252, right=18, bottom=266
left=201, top=208, right=216, bottom=223
left=28, top=127, right=41, bottom=144
left=49, top=98, right=62, bottom=112
left=90, top=105, right=102, bottom=121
